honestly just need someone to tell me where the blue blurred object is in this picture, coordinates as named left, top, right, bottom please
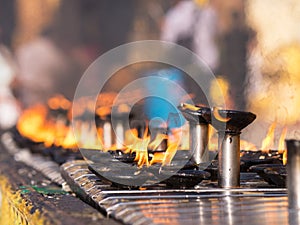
left=144, top=68, right=187, bottom=129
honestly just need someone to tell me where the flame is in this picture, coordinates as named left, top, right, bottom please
left=17, top=104, right=48, bottom=143
left=149, top=152, right=165, bottom=165
left=60, top=127, right=77, bottom=149
left=278, top=127, right=287, bottom=153
left=124, top=126, right=184, bottom=167
left=17, top=104, right=69, bottom=147
left=148, top=133, right=168, bottom=150
left=124, top=127, right=150, bottom=167
left=240, top=140, right=257, bottom=151
left=208, top=125, right=218, bottom=150
left=117, top=104, right=130, bottom=113
left=283, top=150, right=287, bottom=165
left=149, top=123, right=191, bottom=164
left=161, top=128, right=181, bottom=166
left=124, top=129, right=139, bottom=147
left=95, top=106, right=111, bottom=118
left=19, top=93, right=292, bottom=167
left=180, top=103, right=201, bottom=111
left=162, top=142, right=178, bottom=166
left=260, top=122, right=276, bottom=152
left=17, top=95, right=186, bottom=167
left=132, top=136, right=151, bottom=167
left=17, top=100, right=106, bottom=150
left=212, top=107, right=230, bottom=122
left=278, top=127, right=287, bottom=165
left=47, top=95, right=71, bottom=111
left=210, top=77, right=234, bottom=109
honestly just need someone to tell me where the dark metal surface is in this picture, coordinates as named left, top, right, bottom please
left=178, top=104, right=211, bottom=124
left=210, top=109, right=256, bottom=133
left=250, top=164, right=286, bottom=187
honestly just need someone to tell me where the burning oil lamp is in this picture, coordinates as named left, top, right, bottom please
left=208, top=108, right=256, bottom=188
left=178, top=103, right=211, bottom=165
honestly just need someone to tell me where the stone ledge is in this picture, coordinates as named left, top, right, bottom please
left=0, top=145, right=121, bottom=225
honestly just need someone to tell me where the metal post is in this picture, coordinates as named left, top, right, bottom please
left=189, top=122, right=209, bottom=164
left=218, top=132, right=240, bottom=188
left=286, top=139, right=300, bottom=209
left=115, top=120, right=125, bottom=150
left=103, top=121, right=112, bottom=149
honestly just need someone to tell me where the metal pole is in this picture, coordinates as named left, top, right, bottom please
left=286, top=139, right=300, bottom=209
left=218, top=132, right=240, bottom=188
left=189, top=122, right=209, bottom=164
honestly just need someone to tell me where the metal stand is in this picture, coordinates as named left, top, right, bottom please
left=189, top=123, right=209, bottom=164
left=286, top=139, right=300, bottom=209
left=218, top=132, right=240, bottom=188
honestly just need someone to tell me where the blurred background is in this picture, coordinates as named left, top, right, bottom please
left=0, top=0, right=300, bottom=147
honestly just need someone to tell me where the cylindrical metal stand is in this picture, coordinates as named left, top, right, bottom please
left=286, top=139, right=300, bottom=209
left=103, top=121, right=112, bottom=149
left=114, top=119, right=125, bottom=150
left=189, top=123, right=209, bottom=164
left=218, top=132, right=240, bottom=188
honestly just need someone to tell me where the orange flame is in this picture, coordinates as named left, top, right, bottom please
left=148, top=133, right=168, bottom=151
left=161, top=129, right=181, bottom=166
left=123, top=126, right=184, bottom=167
left=212, top=107, right=230, bottom=122
left=283, top=150, right=287, bottom=165
left=47, top=95, right=71, bottom=111
left=17, top=104, right=69, bottom=147
left=132, top=132, right=151, bottom=167
left=240, top=140, right=257, bottom=151
left=180, top=103, right=201, bottom=111
left=149, top=152, right=165, bottom=165
left=278, top=127, right=288, bottom=165
left=17, top=104, right=48, bottom=143
left=261, top=122, right=276, bottom=152
left=208, top=125, right=217, bottom=150
left=124, top=127, right=150, bottom=167
left=278, top=127, right=287, bottom=154
left=162, top=142, right=178, bottom=166
left=60, top=126, right=77, bottom=149
left=18, top=94, right=292, bottom=167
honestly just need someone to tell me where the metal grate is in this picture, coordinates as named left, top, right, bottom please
left=1, top=132, right=68, bottom=189
left=61, top=160, right=290, bottom=225
left=2, top=130, right=293, bottom=225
